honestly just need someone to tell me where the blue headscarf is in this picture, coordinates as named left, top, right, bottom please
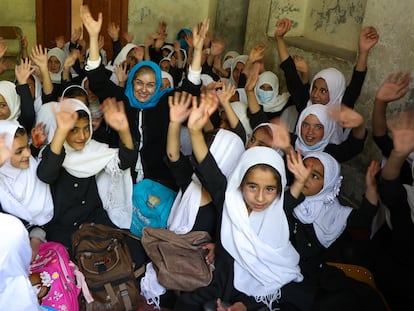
left=125, top=61, right=173, bottom=109
left=176, top=28, right=192, bottom=52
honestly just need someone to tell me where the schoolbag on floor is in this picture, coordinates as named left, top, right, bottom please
left=30, top=241, right=81, bottom=311
left=71, top=223, right=143, bottom=311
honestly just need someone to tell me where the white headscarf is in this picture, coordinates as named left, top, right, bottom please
left=168, top=129, right=245, bottom=234
left=47, top=47, right=66, bottom=84
left=0, top=80, right=21, bottom=121
left=251, top=123, right=284, bottom=156
left=293, top=152, right=352, bottom=248
left=307, top=68, right=349, bottom=142
left=161, top=71, right=174, bottom=89
left=221, top=146, right=303, bottom=309
left=0, top=213, right=42, bottom=310
left=294, top=104, right=337, bottom=156
left=254, top=71, right=290, bottom=113
left=223, top=50, right=240, bottom=61
left=229, top=54, right=248, bottom=87
left=230, top=101, right=252, bottom=143
left=41, top=99, right=133, bottom=228
left=0, top=120, right=54, bottom=226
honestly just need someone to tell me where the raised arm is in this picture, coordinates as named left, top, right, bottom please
left=30, top=44, right=53, bottom=95
left=80, top=4, right=103, bottom=62
left=355, top=26, right=379, bottom=72
left=187, top=91, right=218, bottom=164
left=372, top=71, right=411, bottom=137
left=274, top=18, right=292, bottom=63
left=382, top=110, right=414, bottom=181
left=167, top=91, right=193, bottom=162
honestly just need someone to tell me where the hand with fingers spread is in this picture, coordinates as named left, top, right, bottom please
left=15, top=58, right=35, bottom=85
left=359, top=26, right=379, bottom=54
left=31, top=122, right=48, bottom=148
left=192, top=19, right=210, bottom=52
left=274, top=18, right=292, bottom=39
left=169, top=91, right=193, bottom=125
left=115, top=63, right=128, bottom=86
left=107, top=22, right=120, bottom=41
left=101, top=97, right=129, bottom=132
left=365, top=160, right=380, bottom=205
left=328, top=104, right=364, bottom=129
left=30, top=44, right=48, bottom=71
left=80, top=5, right=102, bottom=38
left=387, top=110, right=414, bottom=157
left=375, top=71, right=411, bottom=104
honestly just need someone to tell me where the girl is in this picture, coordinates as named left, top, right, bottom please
left=36, top=98, right=142, bottom=264
left=174, top=94, right=308, bottom=310
left=287, top=151, right=388, bottom=310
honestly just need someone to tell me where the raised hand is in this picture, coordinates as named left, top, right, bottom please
left=168, top=91, right=193, bottom=124
left=210, top=38, right=225, bottom=56
left=248, top=43, right=266, bottom=64
left=80, top=5, right=102, bottom=38
left=101, top=97, right=129, bottom=132
left=71, top=27, right=83, bottom=44
left=187, top=91, right=218, bottom=132
left=287, top=148, right=311, bottom=185
left=375, top=71, right=411, bottom=103
left=387, top=110, right=414, bottom=156
left=365, top=160, right=380, bottom=190
left=192, top=19, right=210, bottom=51
left=328, top=104, right=364, bottom=129
left=107, top=22, right=120, bottom=41
left=123, top=31, right=134, bottom=44
left=30, top=44, right=48, bottom=70
left=359, top=26, right=379, bottom=53
left=0, top=37, right=7, bottom=59
left=271, top=121, right=292, bottom=152
left=115, top=63, right=128, bottom=85
left=31, top=122, right=48, bottom=148
left=15, top=58, right=35, bottom=85
left=217, top=82, right=235, bottom=105
left=53, top=102, right=79, bottom=133
left=55, top=35, right=65, bottom=49
left=274, top=18, right=292, bottom=39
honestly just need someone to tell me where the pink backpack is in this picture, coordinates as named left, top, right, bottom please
left=30, top=241, right=81, bottom=311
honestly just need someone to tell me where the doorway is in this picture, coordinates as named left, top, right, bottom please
left=36, top=0, right=129, bottom=61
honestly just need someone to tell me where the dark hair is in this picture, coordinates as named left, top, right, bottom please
left=242, top=164, right=282, bottom=195
left=14, top=127, right=27, bottom=138
left=76, top=110, right=90, bottom=121
left=62, top=86, right=89, bottom=106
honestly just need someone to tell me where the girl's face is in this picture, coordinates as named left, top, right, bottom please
left=11, top=133, right=31, bottom=169
left=161, top=78, right=171, bottom=90
left=241, top=166, right=280, bottom=214
left=300, top=114, right=324, bottom=146
left=310, top=78, right=330, bottom=105
left=160, top=60, right=170, bottom=72
left=232, top=62, right=245, bottom=84
left=259, top=83, right=273, bottom=91
left=66, top=118, right=91, bottom=151
left=133, top=71, right=156, bottom=103
left=0, top=95, right=10, bottom=120
left=247, top=127, right=273, bottom=148
left=302, top=157, right=324, bottom=196
left=47, top=56, right=61, bottom=73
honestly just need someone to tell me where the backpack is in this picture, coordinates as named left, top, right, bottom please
left=30, top=241, right=81, bottom=311
left=130, top=179, right=177, bottom=238
left=71, top=223, right=143, bottom=311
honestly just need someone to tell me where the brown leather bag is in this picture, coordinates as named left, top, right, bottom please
left=72, top=223, right=143, bottom=311
left=141, top=227, right=214, bottom=292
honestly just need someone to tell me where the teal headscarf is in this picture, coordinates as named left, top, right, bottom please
left=125, top=61, right=173, bottom=109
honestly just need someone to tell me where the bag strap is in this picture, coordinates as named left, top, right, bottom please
left=104, top=283, right=118, bottom=304
left=119, top=283, right=133, bottom=311
left=134, top=264, right=146, bottom=279
left=118, top=229, right=141, bottom=241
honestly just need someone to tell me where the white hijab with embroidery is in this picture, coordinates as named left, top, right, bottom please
left=295, top=104, right=337, bottom=156
left=293, top=152, right=352, bottom=248
left=0, top=213, right=42, bottom=310
left=0, top=80, right=21, bottom=122
left=221, top=146, right=303, bottom=310
left=42, top=99, right=133, bottom=228
left=0, top=120, right=53, bottom=225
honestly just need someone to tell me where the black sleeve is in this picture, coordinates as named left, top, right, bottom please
left=230, top=121, right=247, bottom=145
left=111, top=40, right=122, bottom=62
left=346, top=197, right=378, bottom=229
left=194, top=152, right=227, bottom=211
left=247, top=108, right=269, bottom=130
left=118, top=141, right=138, bottom=170
left=37, top=144, right=66, bottom=184
left=324, top=130, right=367, bottom=163
left=284, top=189, right=305, bottom=215
left=280, top=56, right=310, bottom=113
left=342, top=68, right=366, bottom=109
left=177, top=77, right=201, bottom=97
left=16, top=84, right=35, bottom=132
left=166, top=153, right=194, bottom=192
